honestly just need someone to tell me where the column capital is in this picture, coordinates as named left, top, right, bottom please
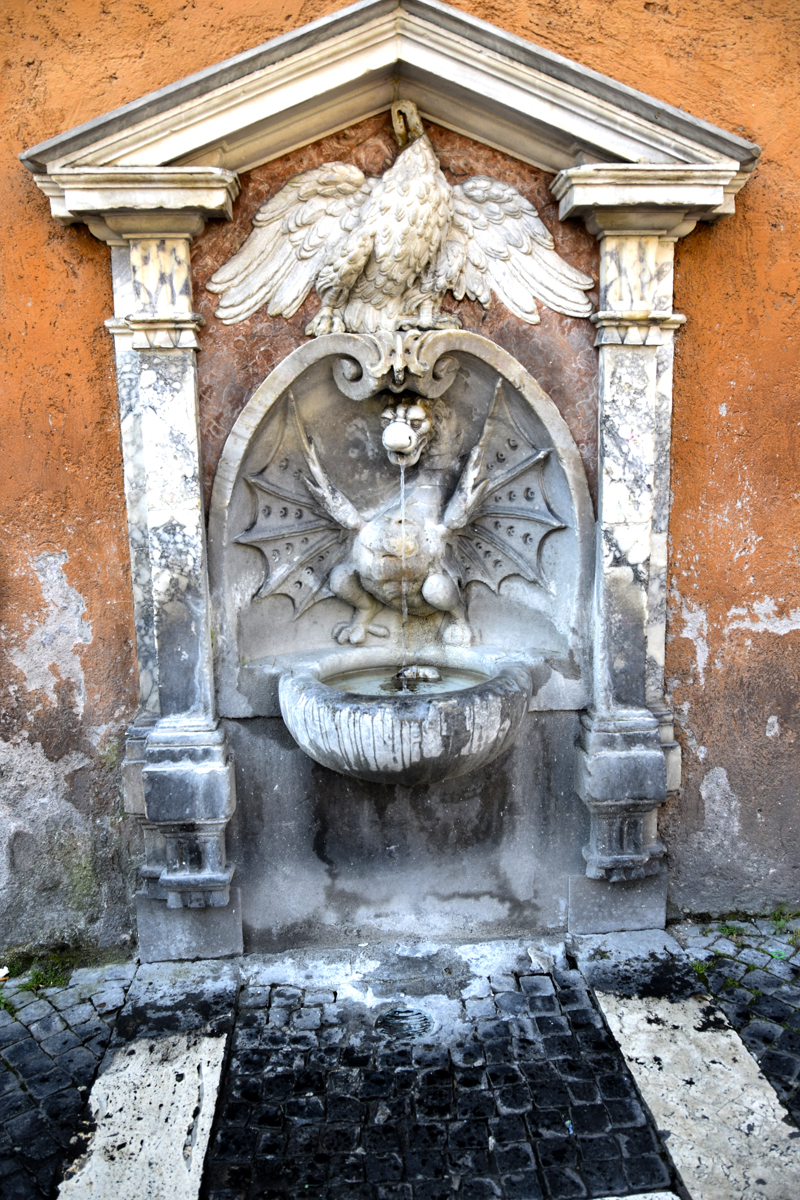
left=32, top=165, right=240, bottom=243
left=590, top=310, right=686, bottom=347
left=551, top=163, right=745, bottom=238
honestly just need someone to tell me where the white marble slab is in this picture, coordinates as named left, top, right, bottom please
left=58, top=1033, right=226, bottom=1199
left=598, top=991, right=800, bottom=1200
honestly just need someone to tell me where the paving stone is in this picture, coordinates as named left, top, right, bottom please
left=306, top=991, right=336, bottom=1005
left=59, top=1001, right=96, bottom=1028
left=49, top=988, right=85, bottom=1013
left=711, top=937, right=740, bottom=957
left=27, top=1013, right=66, bottom=1042
left=2, top=1039, right=49, bottom=1069
left=519, top=977, right=556, bottom=998
left=40, top=1028, right=81, bottom=1057
left=465, top=998, right=496, bottom=1020
left=23, top=1066, right=73, bottom=1100
left=67, top=967, right=108, bottom=991
left=749, top=993, right=796, bottom=1024
left=58, top=1045, right=99, bottom=1086
left=91, top=985, right=127, bottom=1013
left=101, top=962, right=137, bottom=983
left=71, top=1016, right=109, bottom=1041
left=240, top=986, right=271, bottom=1009
left=1, top=991, right=38, bottom=1011
left=495, top=992, right=525, bottom=1015
left=0, top=1090, right=36, bottom=1124
left=736, top=947, right=772, bottom=969
left=0, top=1024, right=29, bottom=1052
left=15, top=999, right=55, bottom=1026
left=739, top=1020, right=784, bottom=1056
left=0, top=1068, right=22, bottom=1097
left=292, top=1007, right=322, bottom=1030
left=489, top=975, right=518, bottom=993
left=272, top=986, right=302, bottom=1004
left=762, top=959, right=798, bottom=984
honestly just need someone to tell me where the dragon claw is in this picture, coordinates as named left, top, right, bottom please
left=332, top=621, right=389, bottom=645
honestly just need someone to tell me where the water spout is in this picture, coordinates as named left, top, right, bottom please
left=399, top=463, right=409, bottom=688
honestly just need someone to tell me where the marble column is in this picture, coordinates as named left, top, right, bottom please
left=39, top=168, right=243, bottom=954
left=105, top=214, right=237, bottom=921
left=553, top=165, right=738, bottom=882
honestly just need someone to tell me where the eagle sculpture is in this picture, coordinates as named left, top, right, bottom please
left=207, top=101, right=594, bottom=334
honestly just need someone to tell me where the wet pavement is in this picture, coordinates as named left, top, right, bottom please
left=204, top=948, right=675, bottom=1199
left=1, top=921, right=799, bottom=1199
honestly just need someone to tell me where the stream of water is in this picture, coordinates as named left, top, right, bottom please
left=399, top=464, right=409, bottom=690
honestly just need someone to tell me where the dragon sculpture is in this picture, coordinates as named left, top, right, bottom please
left=236, top=381, right=566, bottom=646
left=207, top=100, right=594, bottom=335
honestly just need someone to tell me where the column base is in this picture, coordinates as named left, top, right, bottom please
left=576, top=709, right=667, bottom=882
left=141, top=719, right=237, bottom=908
left=135, top=887, right=243, bottom=962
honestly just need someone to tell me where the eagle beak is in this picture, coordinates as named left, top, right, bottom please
left=391, top=100, right=424, bottom=147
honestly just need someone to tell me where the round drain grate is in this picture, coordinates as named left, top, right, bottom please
left=375, top=1007, right=434, bottom=1039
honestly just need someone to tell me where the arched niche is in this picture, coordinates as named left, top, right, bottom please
left=208, top=332, right=594, bottom=718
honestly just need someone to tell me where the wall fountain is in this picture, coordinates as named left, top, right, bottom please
left=24, top=0, right=759, bottom=956
left=210, top=331, right=593, bottom=784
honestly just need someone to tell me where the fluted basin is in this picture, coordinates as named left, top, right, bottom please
left=278, top=650, right=533, bottom=785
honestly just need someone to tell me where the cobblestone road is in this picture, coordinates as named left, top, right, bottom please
left=3, top=925, right=800, bottom=1198
left=673, top=917, right=800, bottom=1127
left=202, top=947, right=677, bottom=1200
left=0, top=963, right=135, bottom=1199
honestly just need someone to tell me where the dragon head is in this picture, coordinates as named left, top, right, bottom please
left=380, top=398, right=434, bottom=467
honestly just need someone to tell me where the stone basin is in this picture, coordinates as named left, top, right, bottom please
left=278, top=649, right=533, bottom=785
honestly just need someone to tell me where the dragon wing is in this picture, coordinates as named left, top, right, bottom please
left=443, top=381, right=566, bottom=592
left=235, top=392, right=363, bottom=617
left=207, top=163, right=377, bottom=324
left=432, top=176, right=594, bottom=322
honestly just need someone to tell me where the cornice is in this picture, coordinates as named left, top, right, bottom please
left=20, top=0, right=759, bottom=179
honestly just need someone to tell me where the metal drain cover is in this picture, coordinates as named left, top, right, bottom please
left=375, top=1007, right=434, bottom=1039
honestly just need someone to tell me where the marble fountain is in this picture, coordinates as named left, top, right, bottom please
left=27, top=19, right=754, bottom=952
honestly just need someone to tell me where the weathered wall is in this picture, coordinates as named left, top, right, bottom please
left=2, top=0, right=798, bottom=951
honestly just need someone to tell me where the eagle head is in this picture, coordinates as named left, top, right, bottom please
left=391, top=100, right=425, bottom=147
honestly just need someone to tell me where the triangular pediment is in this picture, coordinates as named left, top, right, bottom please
left=22, top=0, right=757, bottom=180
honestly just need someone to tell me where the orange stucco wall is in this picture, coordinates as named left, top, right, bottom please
left=1, top=0, right=798, bottom=948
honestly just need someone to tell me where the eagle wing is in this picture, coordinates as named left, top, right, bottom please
left=207, top=163, right=377, bottom=324
left=433, top=176, right=594, bottom=323
left=443, top=381, right=566, bottom=592
left=235, top=391, right=362, bottom=617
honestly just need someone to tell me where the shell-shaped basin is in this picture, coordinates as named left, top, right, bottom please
left=278, top=651, right=533, bottom=786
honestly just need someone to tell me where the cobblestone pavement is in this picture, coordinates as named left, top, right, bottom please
left=5, top=929, right=800, bottom=1198
left=672, top=917, right=800, bottom=1128
left=202, top=945, right=678, bottom=1200
left=0, top=962, right=136, bottom=1199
